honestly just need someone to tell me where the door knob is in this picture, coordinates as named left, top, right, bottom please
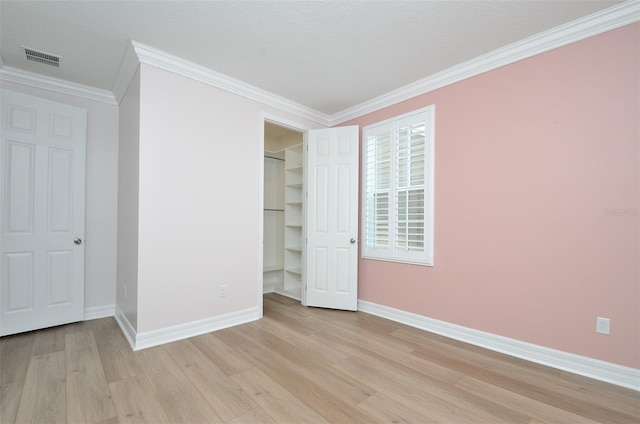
left=74, top=238, right=82, bottom=245
left=350, top=238, right=356, bottom=244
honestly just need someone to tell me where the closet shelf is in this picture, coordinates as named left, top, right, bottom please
left=284, top=143, right=304, bottom=298
left=263, top=265, right=283, bottom=272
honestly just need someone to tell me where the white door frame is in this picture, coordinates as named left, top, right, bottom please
left=258, top=113, right=315, bottom=315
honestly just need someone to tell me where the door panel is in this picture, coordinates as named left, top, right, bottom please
left=6, top=141, right=35, bottom=232
left=305, top=126, right=359, bottom=311
left=49, top=148, right=74, bottom=232
left=335, top=247, right=350, bottom=293
left=1, top=89, right=87, bottom=336
left=48, top=250, right=73, bottom=305
left=314, top=165, right=329, bottom=232
left=5, top=252, right=33, bottom=311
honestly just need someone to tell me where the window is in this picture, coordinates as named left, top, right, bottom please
left=362, top=106, right=434, bottom=266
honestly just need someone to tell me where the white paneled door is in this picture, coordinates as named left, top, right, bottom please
left=1, top=89, right=87, bottom=336
left=305, top=126, right=359, bottom=310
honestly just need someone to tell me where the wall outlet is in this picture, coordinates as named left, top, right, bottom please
left=219, top=285, right=228, bottom=298
left=596, top=317, right=610, bottom=335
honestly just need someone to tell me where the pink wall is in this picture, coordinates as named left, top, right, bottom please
left=344, top=23, right=639, bottom=369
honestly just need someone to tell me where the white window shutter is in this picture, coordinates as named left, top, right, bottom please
left=362, top=106, right=434, bottom=266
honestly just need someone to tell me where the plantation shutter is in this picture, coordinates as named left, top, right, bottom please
left=362, top=107, right=434, bottom=266
left=364, top=122, right=393, bottom=250
left=395, top=114, right=426, bottom=262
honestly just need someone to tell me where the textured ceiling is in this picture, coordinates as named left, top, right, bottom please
left=0, top=0, right=625, bottom=115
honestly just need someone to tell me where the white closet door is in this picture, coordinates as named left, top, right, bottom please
left=1, top=89, right=87, bottom=336
left=305, top=126, right=359, bottom=311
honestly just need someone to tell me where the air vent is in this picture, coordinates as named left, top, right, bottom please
left=22, top=47, right=61, bottom=68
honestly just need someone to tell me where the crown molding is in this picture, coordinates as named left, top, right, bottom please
left=330, top=0, right=640, bottom=125
left=128, top=41, right=331, bottom=127
left=2, top=1, right=636, bottom=123
left=0, top=66, right=118, bottom=105
left=111, top=41, right=140, bottom=104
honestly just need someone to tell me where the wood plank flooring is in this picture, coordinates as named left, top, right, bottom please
left=1, top=293, right=638, bottom=423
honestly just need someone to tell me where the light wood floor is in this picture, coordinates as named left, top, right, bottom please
left=1, top=294, right=638, bottom=424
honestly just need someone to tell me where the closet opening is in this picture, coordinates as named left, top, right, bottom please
left=263, top=121, right=305, bottom=301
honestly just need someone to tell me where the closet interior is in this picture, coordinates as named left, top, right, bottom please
left=263, top=122, right=304, bottom=300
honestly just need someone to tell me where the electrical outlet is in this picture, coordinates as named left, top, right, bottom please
left=219, top=285, right=228, bottom=298
left=596, top=317, right=610, bottom=335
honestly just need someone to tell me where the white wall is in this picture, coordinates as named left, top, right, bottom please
left=2, top=56, right=323, bottom=340
left=116, top=67, right=141, bottom=329
left=0, top=81, right=119, bottom=312
left=134, top=64, right=322, bottom=333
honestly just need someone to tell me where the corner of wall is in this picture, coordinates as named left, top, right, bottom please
left=117, top=306, right=260, bottom=351
left=114, top=305, right=137, bottom=350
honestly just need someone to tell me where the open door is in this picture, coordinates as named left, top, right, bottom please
left=304, top=126, right=359, bottom=310
left=1, top=89, right=87, bottom=336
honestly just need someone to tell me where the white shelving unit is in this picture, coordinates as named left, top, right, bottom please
left=263, top=156, right=284, bottom=292
left=282, top=144, right=304, bottom=299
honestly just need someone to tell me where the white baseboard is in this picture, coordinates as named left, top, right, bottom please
left=115, top=306, right=261, bottom=351
left=114, top=306, right=137, bottom=350
left=84, top=304, right=116, bottom=320
left=358, top=300, right=640, bottom=391
left=272, top=287, right=301, bottom=301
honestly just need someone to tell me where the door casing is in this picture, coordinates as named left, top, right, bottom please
left=259, top=114, right=359, bottom=312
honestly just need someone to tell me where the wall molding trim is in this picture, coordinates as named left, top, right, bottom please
left=111, top=41, right=140, bottom=104
left=2, top=1, right=636, bottom=124
left=114, top=306, right=137, bottom=350
left=0, top=66, right=118, bottom=105
left=128, top=41, right=331, bottom=127
left=114, top=306, right=261, bottom=351
left=330, top=0, right=640, bottom=125
left=84, top=304, right=116, bottom=321
left=358, top=300, right=640, bottom=391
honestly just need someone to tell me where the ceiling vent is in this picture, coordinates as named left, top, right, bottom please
left=22, top=47, right=61, bottom=68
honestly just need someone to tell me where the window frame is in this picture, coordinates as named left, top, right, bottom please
left=361, top=105, right=435, bottom=266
